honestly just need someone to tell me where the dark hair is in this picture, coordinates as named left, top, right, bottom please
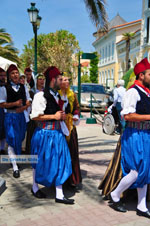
left=136, top=70, right=146, bottom=80
left=44, top=74, right=50, bottom=98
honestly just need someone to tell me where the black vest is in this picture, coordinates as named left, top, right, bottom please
left=44, top=90, right=61, bottom=115
left=5, top=83, right=26, bottom=110
left=134, top=86, right=150, bottom=115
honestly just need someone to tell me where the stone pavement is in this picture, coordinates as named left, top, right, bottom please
left=0, top=113, right=150, bottom=226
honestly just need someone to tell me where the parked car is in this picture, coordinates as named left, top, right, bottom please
left=70, top=85, right=78, bottom=93
left=80, top=83, right=109, bottom=112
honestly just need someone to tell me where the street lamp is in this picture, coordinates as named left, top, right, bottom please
left=27, top=2, right=42, bottom=76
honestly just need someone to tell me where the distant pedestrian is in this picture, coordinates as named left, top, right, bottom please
left=109, top=79, right=126, bottom=134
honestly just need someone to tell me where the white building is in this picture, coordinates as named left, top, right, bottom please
left=93, top=14, right=141, bottom=86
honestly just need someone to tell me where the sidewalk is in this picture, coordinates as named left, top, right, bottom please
left=0, top=115, right=149, bottom=226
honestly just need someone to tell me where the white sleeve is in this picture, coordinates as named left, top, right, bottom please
left=24, top=85, right=32, bottom=101
left=0, top=86, right=7, bottom=103
left=30, top=92, right=47, bottom=119
left=121, top=88, right=140, bottom=116
left=73, top=114, right=80, bottom=126
left=113, top=88, right=118, bottom=106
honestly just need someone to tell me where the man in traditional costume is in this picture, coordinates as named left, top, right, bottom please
left=110, top=58, right=150, bottom=218
left=0, top=64, right=30, bottom=178
left=30, top=66, right=74, bottom=204
left=0, top=68, right=6, bottom=154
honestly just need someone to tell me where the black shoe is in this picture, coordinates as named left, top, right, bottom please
left=55, top=196, right=74, bottom=204
left=13, top=170, right=20, bottom=178
left=0, top=149, right=6, bottom=155
left=136, top=209, right=150, bottom=218
left=31, top=188, right=46, bottom=199
left=109, top=194, right=127, bottom=213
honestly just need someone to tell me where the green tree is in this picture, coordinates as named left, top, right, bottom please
left=89, top=53, right=99, bottom=83
left=122, top=32, right=135, bottom=72
left=20, top=30, right=79, bottom=73
left=122, top=68, right=133, bottom=88
left=81, top=73, right=91, bottom=83
left=0, top=28, right=20, bottom=65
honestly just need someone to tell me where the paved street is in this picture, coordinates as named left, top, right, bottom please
left=0, top=113, right=150, bottom=226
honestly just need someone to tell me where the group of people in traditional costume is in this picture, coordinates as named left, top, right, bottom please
left=99, top=58, right=150, bottom=219
left=0, top=64, right=82, bottom=205
left=1, top=57, right=150, bottom=214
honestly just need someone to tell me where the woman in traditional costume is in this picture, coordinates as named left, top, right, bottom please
left=59, top=75, right=82, bottom=188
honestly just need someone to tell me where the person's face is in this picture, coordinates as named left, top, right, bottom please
left=142, top=69, right=150, bottom=87
left=25, top=71, right=32, bottom=81
left=19, top=77, right=25, bottom=85
left=37, top=77, right=45, bottom=89
left=54, top=75, right=62, bottom=90
left=61, top=76, right=70, bottom=90
left=0, top=71, right=6, bottom=84
left=9, top=70, right=20, bottom=84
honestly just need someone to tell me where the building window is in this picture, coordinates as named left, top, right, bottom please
left=111, top=69, right=114, bottom=79
left=105, top=46, right=107, bottom=62
left=108, top=44, right=111, bottom=61
left=102, top=48, right=104, bottom=63
left=99, top=72, right=101, bottom=84
left=102, top=71, right=104, bottom=84
left=108, top=70, right=110, bottom=79
left=99, top=50, right=101, bottom=64
left=105, top=71, right=107, bottom=84
left=112, top=42, right=114, bottom=59
left=147, top=17, right=150, bottom=43
left=148, top=0, right=150, bottom=8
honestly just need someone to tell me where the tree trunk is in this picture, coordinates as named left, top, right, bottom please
left=125, top=40, right=130, bottom=72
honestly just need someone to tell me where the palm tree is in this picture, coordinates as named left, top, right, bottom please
left=84, top=0, right=108, bottom=30
left=122, top=32, right=135, bottom=72
left=0, top=28, right=20, bottom=65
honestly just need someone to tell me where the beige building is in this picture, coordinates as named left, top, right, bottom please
left=93, top=14, right=141, bottom=87
left=140, top=0, right=150, bottom=60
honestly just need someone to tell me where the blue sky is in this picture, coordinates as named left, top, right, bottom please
left=0, top=0, right=142, bottom=55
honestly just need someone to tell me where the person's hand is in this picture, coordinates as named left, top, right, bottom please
left=73, top=117, right=78, bottom=121
left=15, top=99, right=22, bottom=107
left=61, top=111, right=66, bottom=121
left=16, top=106, right=24, bottom=113
left=55, top=111, right=63, bottom=120
left=26, top=100, right=31, bottom=107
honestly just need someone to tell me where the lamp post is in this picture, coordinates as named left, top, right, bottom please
left=77, top=52, right=81, bottom=107
left=27, top=3, right=42, bottom=76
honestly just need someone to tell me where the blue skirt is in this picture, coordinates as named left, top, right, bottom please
left=4, top=112, right=26, bottom=155
left=31, top=128, right=72, bottom=187
left=121, top=127, right=150, bottom=188
left=0, top=108, right=5, bottom=139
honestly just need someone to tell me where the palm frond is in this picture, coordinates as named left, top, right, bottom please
left=83, top=0, right=108, bottom=30
left=0, top=28, right=12, bottom=43
left=122, top=32, right=135, bottom=40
